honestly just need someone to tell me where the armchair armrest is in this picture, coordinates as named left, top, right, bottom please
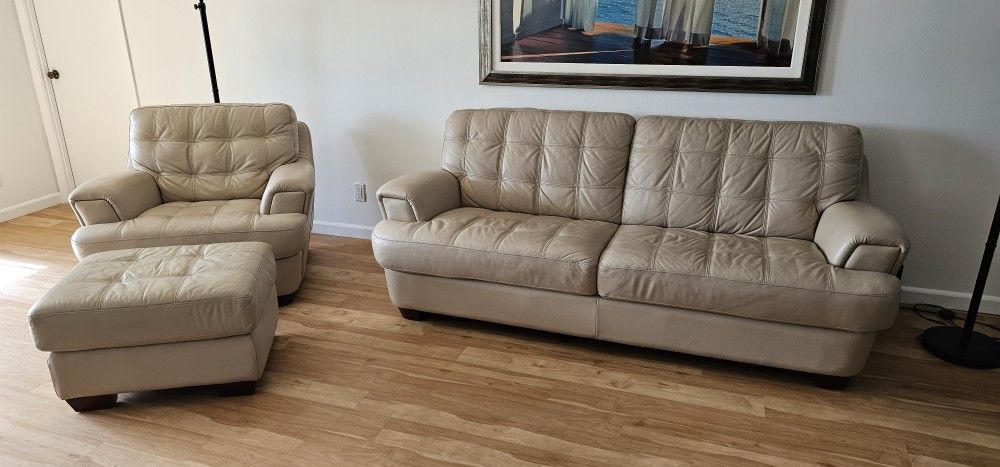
left=261, top=159, right=315, bottom=215
left=68, top=171, right=161, bottom=226
left=815, top=201, right=910, bottom=275
left=377, top=170, right=460, bottom=222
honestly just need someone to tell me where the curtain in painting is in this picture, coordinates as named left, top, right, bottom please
left=563, top=0, right=598, bottom=32
left=635, top=0, right=716, bottom=46
left=757, top=0, right=800, bottom=56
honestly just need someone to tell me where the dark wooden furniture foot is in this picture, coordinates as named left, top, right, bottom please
left=812, top=374, right=851, bottom=390
left=398, top=308, right=423, bottom=321
left=66, top=394, right=117, bottom=412
left=277, top=294, right=295, bottom=307
left=217, top=380, right=257, bottom=397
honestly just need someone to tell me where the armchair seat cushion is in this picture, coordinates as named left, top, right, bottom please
left=71, top=199, right=309, bottom=260
left=372, top=207, right=618, bottom=295
left=597, top=225, right=901, bottom=332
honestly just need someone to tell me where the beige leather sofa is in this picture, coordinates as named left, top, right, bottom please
left=373, top=109, right=909, bottom=388
left=68, top=103, right=314, bottom=300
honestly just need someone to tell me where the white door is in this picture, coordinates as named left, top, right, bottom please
left=33, top=0, right=138, bottom=186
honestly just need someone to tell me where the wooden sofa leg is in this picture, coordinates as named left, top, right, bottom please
left=398, top=308, right=423, bottom=321
left=277, top=294, right=295, bottom=307
left=218, top=380, right=257, bottom=397
left=66, top=394, right=117, bottom=412
left=812, top=374, right=852, bottom=390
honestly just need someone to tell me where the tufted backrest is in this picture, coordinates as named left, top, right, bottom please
left=441, top=109, right=635, bottom=223
left=623, top=116, right=865, bottom=239
left=128, top=103, right=299, bottom=202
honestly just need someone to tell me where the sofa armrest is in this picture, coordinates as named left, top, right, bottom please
left=815, top=201, right=910, bottom=275
left=377, top=170, right=460, bottom=222
left=261, top=159, right=315, bottom=215
left=68, top=171, right=161, bottom=226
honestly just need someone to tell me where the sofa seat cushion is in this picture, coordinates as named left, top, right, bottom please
left=373, top=207, right=618, bottom=295
left=28, top=242, right=276, bottom=352
left=597, top=225, right=901, bottom=332
left=71, top=199, right=309, bottom=259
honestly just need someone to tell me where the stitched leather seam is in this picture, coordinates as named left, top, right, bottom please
left=385, top=267, right=591, bottom=295
left=814, top=125, right=829, bottom=209
left=761, top=123, right=775, bottom=235
left=573, top=113, right=589, bottom=220
left=598, top=265, right=901, bottom=297
left=462, top=111, right=475, bottom=188
left=186, top=110, right=195, bottom=199
left=133, top=136, right=290, bottom=143
left=75, top=225, right=306, bottom=243
left=446, top=215, right=485, bottom=247
left=597, top=293, right=893, bottom=333
left=462, top=175, right=623, bottom=189
left=496, top=112, right=515, bottom=210
left=155, top=170, right=272, bottom=176
left=539, top=219, right=575, bottom=260
left=624, top=186, right=815, bottom=202
left=96, top=253, right=141, bottom=310
left=39, top=327, right=258, bottom=353
left=444, top=138, right=629, bottom=151
left=664, top=120, right=688, bottom=226
left=492, top=218, right=529, bottom=251
left=762, top=238, right=771, bottom=286
left=173, top=245, right=204, bottom=303
left=373, top=234, right=600, bottom=268
left=73, top=199, right=124, bottom=224
left=629, top=149, right=825, bottom=159
left=711, top=123, right=736, bottom=232
left=705, top=234, right=716, bottom=277
left=534, top=112, right=551, bottom=214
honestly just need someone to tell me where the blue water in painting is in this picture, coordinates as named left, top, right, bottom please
left=597, top=0, right=763, bottom=38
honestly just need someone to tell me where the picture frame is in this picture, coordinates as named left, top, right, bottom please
left=480, top=0, right=828, bottom=94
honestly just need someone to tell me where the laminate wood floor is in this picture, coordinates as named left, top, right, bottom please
left=1, top=205, right=998, bottom=466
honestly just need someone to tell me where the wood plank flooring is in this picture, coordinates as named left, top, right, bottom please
left=1, top=204, right=998, bottom=466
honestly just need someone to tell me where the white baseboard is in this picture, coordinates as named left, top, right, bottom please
left=0, top=193, right=63, bottom=223
left=312, top=220, right=373, bottom=239
left=902, top=286, right=999, bottom=315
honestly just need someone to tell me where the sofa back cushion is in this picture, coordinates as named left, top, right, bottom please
left=128, top=103, right=299, bottom=202
left=441, top=109, right=635, bottom=223
left=623, top=116, right=864, bottom=239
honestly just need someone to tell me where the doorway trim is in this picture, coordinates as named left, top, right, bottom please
left=14, top=0, right=76, bottom=199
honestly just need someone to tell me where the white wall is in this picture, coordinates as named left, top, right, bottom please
left=0, top=0, right=60, bottom=220
left=118, top=0, right=1000, bottom=308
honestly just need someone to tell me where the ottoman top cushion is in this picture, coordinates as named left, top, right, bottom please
left=29, top=242, right=277, bottom=352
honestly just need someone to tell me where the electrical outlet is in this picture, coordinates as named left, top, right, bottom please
left=353, top=183, right=367, bottom=202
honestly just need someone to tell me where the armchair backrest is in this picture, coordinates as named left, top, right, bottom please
left=128, top=103, right=300, bottom=202
left=622, top=116, right=866, bottom=240
left=441, top=109, right=635, bottom=223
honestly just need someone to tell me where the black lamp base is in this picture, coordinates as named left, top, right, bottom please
left=919, top=326, right=1000, bottom=369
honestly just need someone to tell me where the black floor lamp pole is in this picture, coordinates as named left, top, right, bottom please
left=920, top=193, right=1000, bottom=368
left=194, top=0, right=220, bottom=103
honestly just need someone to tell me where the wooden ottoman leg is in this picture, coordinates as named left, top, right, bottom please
left=66, top=394, right=117, bottom=412
left=218, top=380, right=257, bottom=397
left=277, top=294, right=295, bottom=307
left=812, top=374, right=852, bottom=390
left=398, top=308, right=423, bottom=321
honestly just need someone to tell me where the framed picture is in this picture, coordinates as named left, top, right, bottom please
left=480, top=0, right=828, bottom=94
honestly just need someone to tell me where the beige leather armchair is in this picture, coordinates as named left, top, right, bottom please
left=373, top=108, right=911, bottom=389
left=68, top=103, right=314, bottom=298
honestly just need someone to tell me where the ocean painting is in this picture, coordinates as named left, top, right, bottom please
left=484, top=0, right=826, bottom=93
left=597, top=0, right=762, bottom=39
left=498, top=0, right=801, bottom=67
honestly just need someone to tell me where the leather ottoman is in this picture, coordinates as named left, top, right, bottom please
left=28, top=242, right=279, bottom=412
